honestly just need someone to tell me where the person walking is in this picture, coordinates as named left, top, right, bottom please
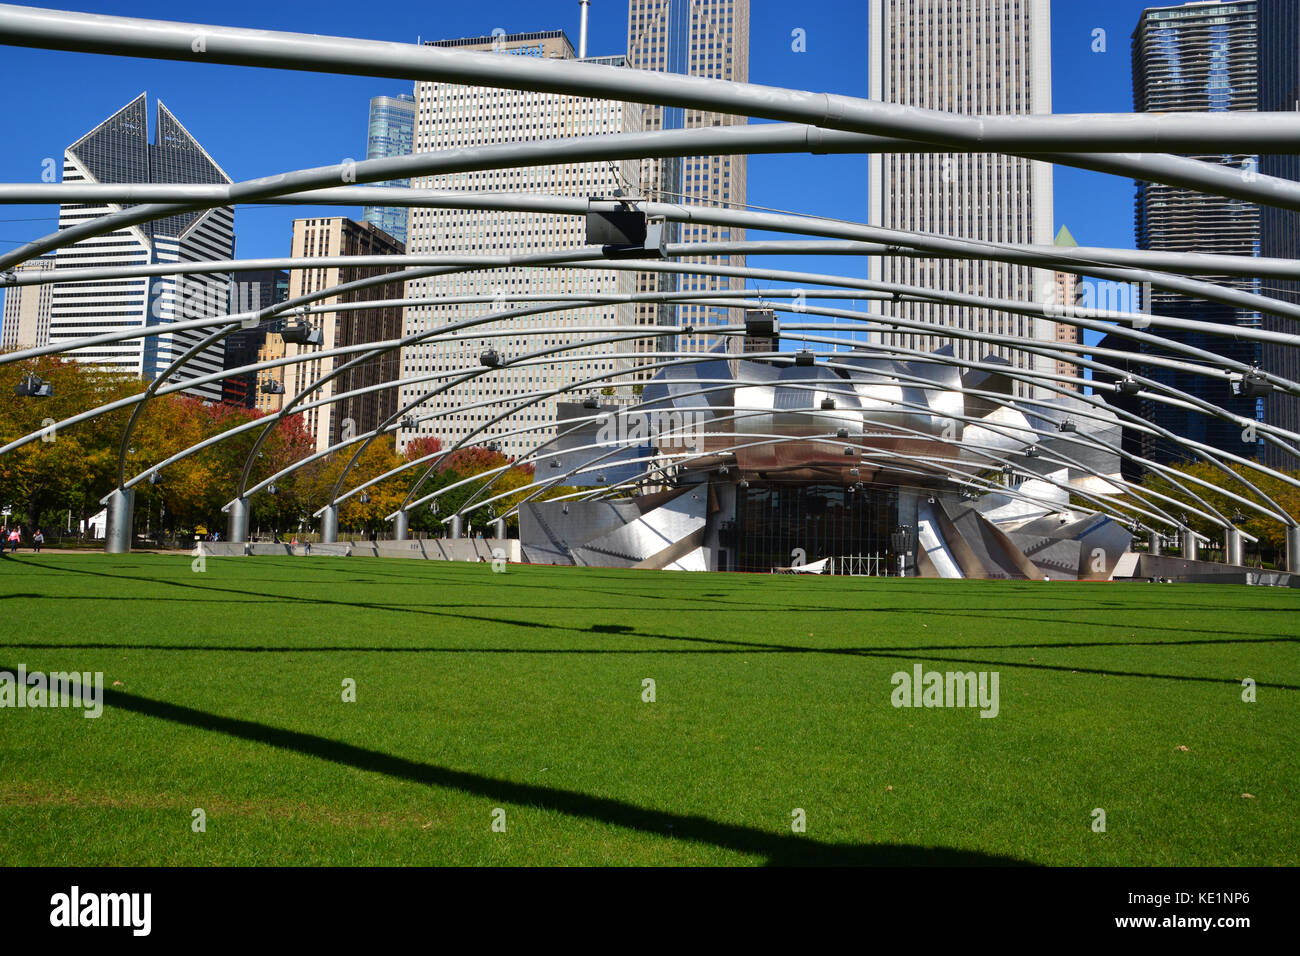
left=7, top=527, right=20, bottom=553
left=32, top=529, right=43, bottom=553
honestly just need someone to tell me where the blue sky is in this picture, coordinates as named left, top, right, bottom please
left=0, top=0, right=1160, bottom=336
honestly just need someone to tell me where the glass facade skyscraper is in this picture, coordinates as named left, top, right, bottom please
left=222, top=269, right=289, bottom=408
left=362, top=93, right=416, bottom=247
left=1258, top=0, right=1300, bottom=469
left=1130, top=1, right=1261, bottom=463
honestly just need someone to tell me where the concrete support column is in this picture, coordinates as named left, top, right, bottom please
left=492, top=517, right=507, bottom=540
left=1288, top=525, right=1300, bottom=572
left=1225, top=528, right=1244, bottom=567
left=1148, top=530, right=1162, bottom=556
left=449, top=514, right=463, bottom=539
left=1181, top=528, right=1198, bottom=561
left=320, top=505, right=338, bottom=544
left=103, top=487, right=134, bottom=554
left=392, top=510, right=408, bottom=541
left=226, top=497, right=249, bottom=543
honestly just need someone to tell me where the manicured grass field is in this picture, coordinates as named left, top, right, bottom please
left=0, top=553, right=1296, bottom=866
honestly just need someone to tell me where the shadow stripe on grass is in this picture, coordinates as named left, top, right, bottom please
left=0, top=664, right=1032, bottom=867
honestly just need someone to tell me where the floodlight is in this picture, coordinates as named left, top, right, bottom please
left=281, top=322, right=322, bottom=346
left=13, top=373, right=52, bottom=398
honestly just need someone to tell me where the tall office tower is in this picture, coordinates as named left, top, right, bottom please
left=1132, top=0, right=1260, bottom=462
left=1, top=257, right=56, bottom=350
left=1050, top=226, right=1082, bottom=393
left=400, top=30, right=641, bottom=459
left=867, top=0, right=1055, bottom=399
left=222, top=269, right=289, bottom=407
left=47, top=94, right=234, bottom=400
left=258, top=218, right=405, bottom=453
left=627, top=0, right=749, bottom=361
left=362, top=93, right=417, bottom=247
left=1258, top=0, right=1300, bottom=469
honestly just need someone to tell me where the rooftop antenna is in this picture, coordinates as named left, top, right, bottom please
left=579, top=0, right=590, bottom=58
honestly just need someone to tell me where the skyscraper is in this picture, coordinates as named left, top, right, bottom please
left=1258, top=0, right=1300, bottom=468
left=47, top=93, right=235, bottom=401
left=867, top=0, right=1055, bottom=398
left=0, top=256, right=55, bottom=350
left=362, top=93, right=417, bottom=247
left=399, top=29, right=642, bottom=459
left=1050, top=226, right=1082, bottom=393
left=1131, top=0, right=1260, bottom=462
left=222, top=269, right=289, bottom=408
left=626, top=0, right=749, bottom=358
left=257, top=218, right=405, bottom=453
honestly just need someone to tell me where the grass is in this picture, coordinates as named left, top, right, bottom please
left=0, top=552, right=1296, bottom=866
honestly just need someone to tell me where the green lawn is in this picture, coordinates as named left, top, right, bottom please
left=0, top=553, right=1296, bottom=866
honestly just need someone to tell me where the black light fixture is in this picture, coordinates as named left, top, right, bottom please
left=359, top=491, right=370, bottom=505
left=583, top=395, right=599, bottom=409
left=794, top=350, right=815, bottom=367
left=550, top=459, right=561, bottom=469
left=260, top=378, right=284, bottom=395
left=1025, top=446, right=1040, bottom=458
left=745, top=312, right=779, bottom=338
left=267, top=483, right=278, bottom=495
left=562, top=503, right=569, bottom=515
left=849, top=467, right=859, bottom=477
left=586, top=200, right=658, bottom=258
left=401, top=415, right=416, bottom=429
left=738, top=479, right=750, bottom=490
left=821, top=397, right=836, bottom=410
left=1116, top=377, right=1142, bottom=396
left=890, top=524, right=915, bottom=555
left=281, top=321, right=323, bottom=346
left=430, top=500, right=439, bottom=514
left=1235, top=370, right=1271, bottom=399
left=480, top=348, right=501, bottom=368
left=1058, top=420, right=1077, bottom=433
left=13, top=373, right=52, bottom=398
left=148, top=471, right=160, bottom=486
left=596, top=474, right=606, bottom=483
left=719, top=464, right=730, bottom=475
left=843, top=446, right=855, bottom=456
left=836, top=427, right=849, bottom=439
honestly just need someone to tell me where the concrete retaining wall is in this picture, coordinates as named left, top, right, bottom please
left=1114, top=552, right=1296, bottom=587
left=195, top=540, right=520, bottom=562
